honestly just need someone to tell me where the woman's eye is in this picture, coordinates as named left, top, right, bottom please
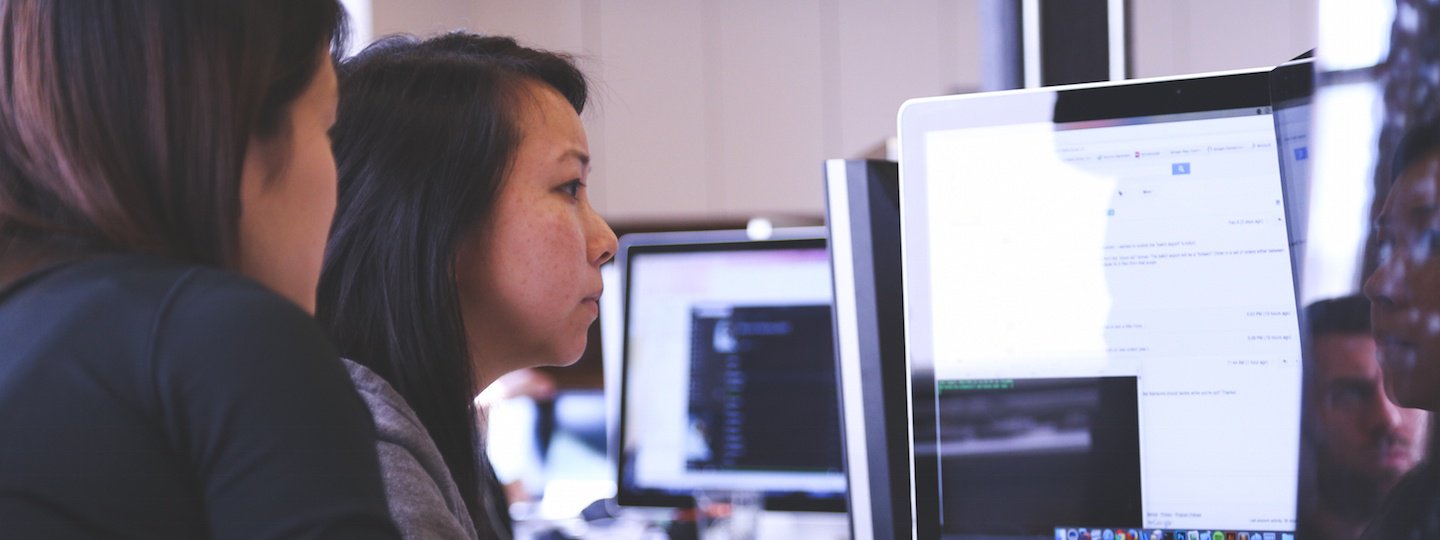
left=560, top=180, right=583, bottom=200
left=1407, top=229, right=1440, bottom=262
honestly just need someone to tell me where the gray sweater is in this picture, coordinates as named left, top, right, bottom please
left=344, top=358, right=490, bottom=540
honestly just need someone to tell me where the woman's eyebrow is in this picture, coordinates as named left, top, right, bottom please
left=558, top=148, right=590, bottom=167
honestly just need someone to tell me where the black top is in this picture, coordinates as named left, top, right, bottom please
left=0, top=255, right=399, bottom=539
left=1362, top=461, right=1440, bottom=540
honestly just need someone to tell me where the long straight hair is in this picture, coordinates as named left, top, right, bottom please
left=316, top=33, right=588, bottom=529
left=0, top=0, right=346, bottom=269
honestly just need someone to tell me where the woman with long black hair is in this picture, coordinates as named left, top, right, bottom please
left=318, top=33, right=617, bottom=539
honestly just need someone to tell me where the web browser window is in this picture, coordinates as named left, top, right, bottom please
left=917, top=108, right=1302, bottom=534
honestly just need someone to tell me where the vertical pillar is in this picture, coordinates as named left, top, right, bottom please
left=982, top=0, right=1129, bottom=89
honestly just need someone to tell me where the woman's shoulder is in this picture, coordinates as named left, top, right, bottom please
left=0, top=254, right=398, bottom=538
left=5, top=253, right=342, bottom=393
left=5, top=253, right=298, bottom=320
left=342, top=359, right=481, bottom=540
left=343, top=359, right=433, bottom=439
left=99, top=255, right=328, bottom=363
left=1, top=253, right=323, bottom=367
left=341, top=359, right=459, bottom=492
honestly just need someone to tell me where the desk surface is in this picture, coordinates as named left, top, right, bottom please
left=515, top=510, right=850, bottom=540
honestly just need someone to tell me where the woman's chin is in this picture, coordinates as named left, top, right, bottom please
left=546, top=341, right=589, bottom=368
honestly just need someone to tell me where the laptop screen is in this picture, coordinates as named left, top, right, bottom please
left=899, top=70, right=1303, bottom=538
left=615, top=231, right=846, bottom=511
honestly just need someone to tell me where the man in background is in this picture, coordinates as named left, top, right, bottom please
left=1299, top=295, right=1429, bottom=539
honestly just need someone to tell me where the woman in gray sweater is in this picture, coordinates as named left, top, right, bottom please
left=316, top=33, right=617, bottom=539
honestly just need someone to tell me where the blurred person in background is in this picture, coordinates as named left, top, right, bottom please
left=1298, top=295, right=1428, bottom=540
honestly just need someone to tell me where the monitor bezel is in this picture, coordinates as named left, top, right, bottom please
left=824, top=159, right=918, bottom=540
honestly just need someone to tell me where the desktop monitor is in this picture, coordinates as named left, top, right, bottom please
left=614, top=228, right=847, bottom=512
left=824, top=159, right=925, bottom=540
left=898, top=66, right=1308, bottom=538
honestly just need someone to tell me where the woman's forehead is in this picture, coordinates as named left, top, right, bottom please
left=1387, top=158, right=1440, bottom=217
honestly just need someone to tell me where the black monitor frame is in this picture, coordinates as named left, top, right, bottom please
left=824, top=159, right=924, bottom=539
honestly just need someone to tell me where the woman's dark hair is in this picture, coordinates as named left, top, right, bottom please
left=316, top=33, right=587, bottom=528
left=0, top=0, right=348, bottom=268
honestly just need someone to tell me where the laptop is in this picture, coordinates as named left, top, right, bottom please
left=897, top=65, right=1308, bottom=538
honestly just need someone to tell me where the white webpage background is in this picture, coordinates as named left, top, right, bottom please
left=625, top=248, right=843, bottom=493
left=921, top=113, right=1301, bottom=531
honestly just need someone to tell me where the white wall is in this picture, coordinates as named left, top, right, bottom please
left=1129, top=0, right=1317, bottom=78
left=338, top=0, right=373, bottom=56
left=362, top=0, right=980, bottom=223
left=356, top=0, right=1314, bottom=223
